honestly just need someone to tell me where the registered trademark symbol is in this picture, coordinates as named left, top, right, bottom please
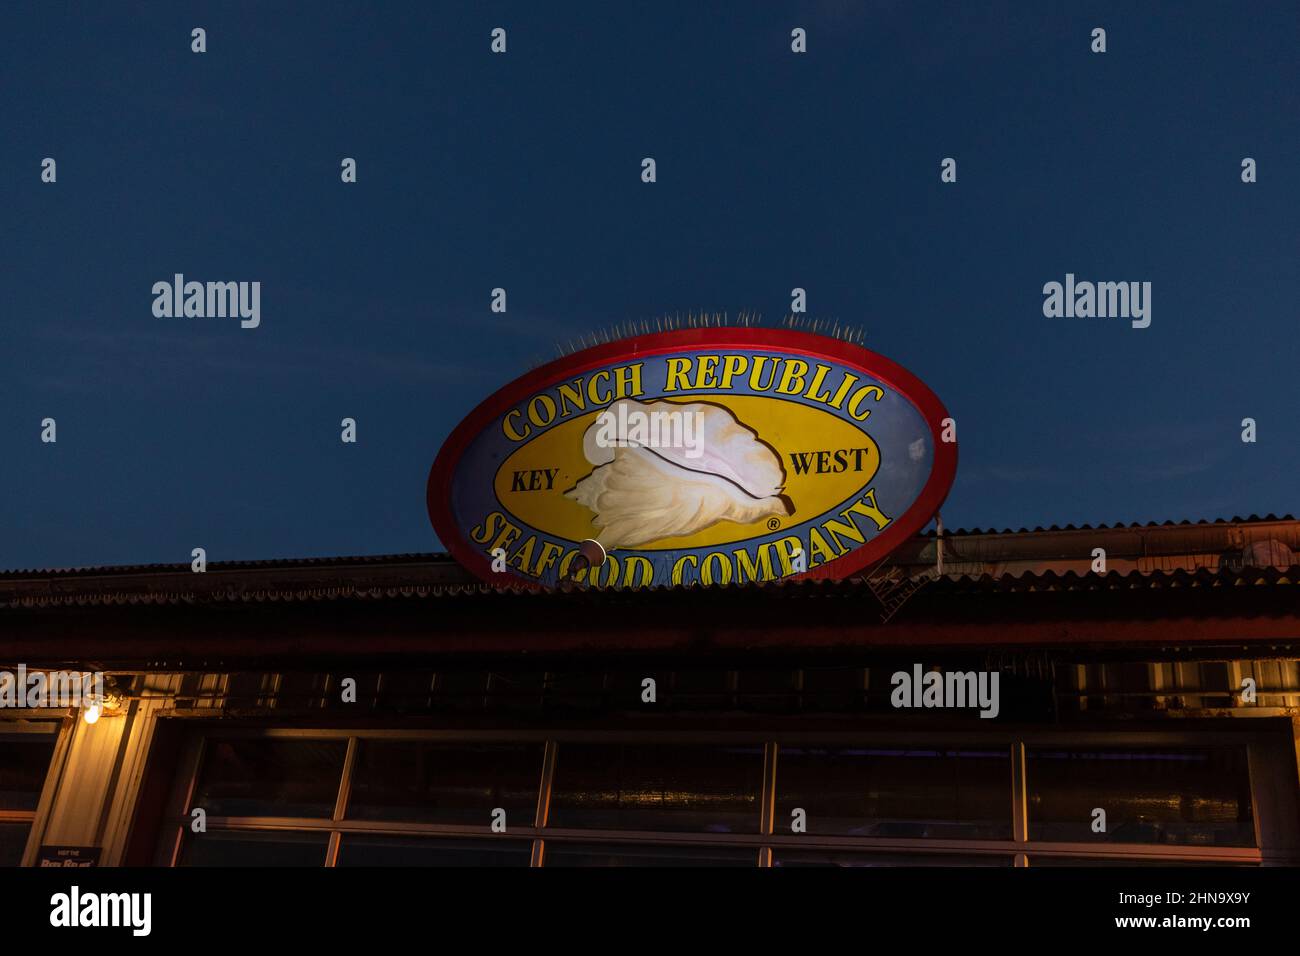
left=767, top=517, right=782, bottom=530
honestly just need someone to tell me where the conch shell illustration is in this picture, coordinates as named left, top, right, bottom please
left=565, top=399, right=793, bottom=550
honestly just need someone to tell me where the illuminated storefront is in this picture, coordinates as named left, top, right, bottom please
left=2, top=515, right=1297, bottom=867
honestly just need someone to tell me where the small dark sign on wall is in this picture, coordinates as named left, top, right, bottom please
left=36, top=845, right=101, bottom=868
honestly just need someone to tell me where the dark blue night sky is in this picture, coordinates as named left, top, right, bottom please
left=3, top=1, right=1297, bottom=570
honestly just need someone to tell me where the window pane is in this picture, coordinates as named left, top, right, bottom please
left=337, top=835, right=532, bottom=866
left=1027, top=746, right=1255, bottom=846
left=347, top=741, right=543, bottom=825
left=543, top=842, right=757, bottom=867
left=180, top=829, right=329, bottom=866
left=775, top=747, right=1012, bottom=839
left=192, top=738, right=346, bottom=818
left=0, top=822, right=32, bottom=867
left=1028, top=855, right=1254, bottom=867
left=772, top=849, right=1013, bottom=867
left=549, top=743, right=763, bottom=834
left=0, top=734, right=58, bottom=811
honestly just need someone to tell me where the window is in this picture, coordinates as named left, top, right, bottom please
left=772, top=849, right=1014, bottom=867
left=348, top=740, right=542, bottom=825
left=1026, top=746, right=1254, bottom=846
left=548, top=742, right=764, bottom=833
left=0, top=725, right=61, bottom=866
left=181, top=829, right=330, bottom=866
left=176, top=734, right=544, bottom=866
left=162, top=730, right=1265, bottom=866
left=1026, top=855, right=1253, bottom=867
left=775, top=746, right=1012, bottom=839
left=337, top=835, right=531, bottom=866
left=191, top=738, right=347, bottom=818
left=0, top=824, right=34, bottom=868
left=542, top=843, right=758, bottom=867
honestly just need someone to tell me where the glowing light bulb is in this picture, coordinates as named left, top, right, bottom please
left=82, top=703, right=101, bottom=725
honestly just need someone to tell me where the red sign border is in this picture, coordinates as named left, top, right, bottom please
left=427, top=328, right=956, bottom=588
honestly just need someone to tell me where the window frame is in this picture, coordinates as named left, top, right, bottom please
left=0, top=716, right=73, bottom=867
left=155, top=725, right=1270, bottom=867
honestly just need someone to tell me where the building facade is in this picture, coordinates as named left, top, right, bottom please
left=2, top=515, right=1298, bottom=867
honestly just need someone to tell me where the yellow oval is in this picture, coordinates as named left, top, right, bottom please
left=493, top=396, right=880, bottom=551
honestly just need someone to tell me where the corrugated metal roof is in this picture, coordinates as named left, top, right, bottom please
left=925, top=564, right=1299, bottom=594
left=0, top=552, right=452, bottom=580
left=924, top=513, right=1296, bottom=537
left=2, top=563, right=1295, bottom=611
left=5, top=514, right=1293, bottom=578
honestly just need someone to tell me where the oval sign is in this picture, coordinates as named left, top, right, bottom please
left=427, top=328, right=956, bottom=589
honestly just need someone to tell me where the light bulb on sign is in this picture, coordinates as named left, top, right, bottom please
left=578, top=538, right=607, bottom=568
left=561, top=539, right=608, bottom=584
left=82, top=701, right=102, bottom=725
